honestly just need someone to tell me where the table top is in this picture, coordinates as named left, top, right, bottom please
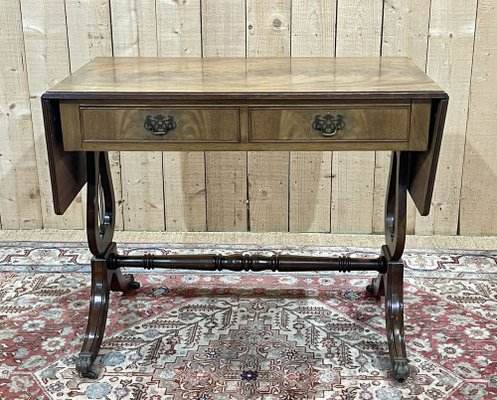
left=45, top=57, right=446, bottom=100
left=42, top=57, right=448, bottom=218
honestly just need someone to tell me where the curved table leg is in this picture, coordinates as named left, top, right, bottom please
left=367, top=151, right=409, bottom=381
left=76, top=255, right=110, bottom=379
left=382, top=246, right=409, bottom=382
left=77, top=152, right=140, bottom=379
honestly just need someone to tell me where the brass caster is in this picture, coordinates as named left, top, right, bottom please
left=366, top=283, right=376, bottom=294
left=393, top=358, right=410, bottom=382
left=129, top=280, right=141, bottom=290
left=76, top=352, right=99, bottom=379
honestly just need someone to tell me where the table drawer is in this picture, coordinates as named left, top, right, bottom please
left=249, top=105, right=411, bottom=144
left=80, top=106, right=240, bottom=144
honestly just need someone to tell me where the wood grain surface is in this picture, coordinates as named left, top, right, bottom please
left=57, top=100, right=430, bottom=152
left=459, top=0, right=497, bottom=235
left=249, top=106, right=411, bottom=143
left=45, top=56, right=444, bottom=225
left=45, top=57, right=445, bottom=98
left=81, top=107, right=240, bottom=143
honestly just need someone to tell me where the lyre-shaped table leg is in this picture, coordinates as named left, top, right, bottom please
left=367, top=151, right=409, bottom=381
left=76, top=254, right=110, bottom=379
left=77, top=152, right=140, bottom=379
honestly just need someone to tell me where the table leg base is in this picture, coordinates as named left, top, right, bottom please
left=76, top=352, right=99, bottom=379
left=393, top=358, right=410, bottom=382
left=366, top=246, right=409, bottom=382
left=77, top=244, right=140, bottom=379
left=366, top=274, right=385, bottom=298
left=76, top=248, right=409, bottom=381
left=383, top=246, right=409, bottom=382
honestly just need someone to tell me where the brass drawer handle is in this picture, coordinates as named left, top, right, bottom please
left=144, top=114, right=177, bottom=135
left=312, top=114, right=344, bottom=137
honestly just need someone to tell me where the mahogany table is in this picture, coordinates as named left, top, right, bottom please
left=42, top=57, right=448, bottom=382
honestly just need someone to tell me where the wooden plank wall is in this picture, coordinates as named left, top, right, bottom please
left=1, top=0, right=495, bottom=236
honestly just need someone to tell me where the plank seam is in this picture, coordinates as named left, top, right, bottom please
left=379, top=0, right=386, bottom=57
left=328, top=152, right=333, bottom=233
left=17, top=0, right=43, bottom=228
left=203, top=151, right=209, bottom=232
left=63, top=0, right=73, bottom=73
left=199, top=0, right=204, bottom=57
left=287, top=151, right=291, bottom=232
left=424, top=0, right=434, bottom=74
left=245, top=152, right=250, bottom=231
left=457, top=0, right=480, bottom=235
left=333, top=0, right=338, bottom=55
left=108, top=0, right=115, bottom=57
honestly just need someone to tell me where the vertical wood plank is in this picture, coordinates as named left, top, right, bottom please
left=122, top=152, right=165, bottom=231
left=21, top=0, right=85, bottom=229
left=247, top=0, right=290, bottom=232
left=248, top=152, right=288, bottom=232
left=459, top=1, right=497, bottom=235
left=205, top=152, right=247, bottom=232
left=157, top=0, right=201, bottom=57
left=332, top=0, right=382, bottom=233
left=290, top=0, right=335, bottom=233
left=164, top=150, right=207, bottom=232
left=164, top=152, right=206, bottom=231
left=289, top=152, right=333, bottom=232
left=381, top=0, right=431, bottom=66
left=65, top=0, right=113, bottom=71
left=0, top=0, right=43, bottom=229
left=247, top=0, right=290, bottom=57
left=158, top=0, right=206, bottom=232
left=203, top=0, right=247, bottom=231
left=202, top=0, right=246, bottom=57
left=111, top=0, right=164, bottom=231
left=291, top=0, right=335, bottom=57
left=335, top=0, right=382, bottom=56
left=415, top=0, right=477, bottom=235
left=376, top=0, right=431, bottom=234
left=371, top=153, right=391, bottom=233
left=111, top=0, right=157, bottom=57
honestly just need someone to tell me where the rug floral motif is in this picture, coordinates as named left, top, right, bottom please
left=0, top=242, right=496, bottom=399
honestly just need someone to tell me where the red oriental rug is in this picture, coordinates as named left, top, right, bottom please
left=0, top=242, right=496, bottom=399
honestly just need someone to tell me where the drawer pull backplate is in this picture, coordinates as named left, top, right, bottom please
left=312, top=114, right=344, bottom=137
left=144, top=114, right=176, bottom=135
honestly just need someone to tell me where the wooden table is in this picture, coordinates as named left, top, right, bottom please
left=42, top=57, right=448, bottom=382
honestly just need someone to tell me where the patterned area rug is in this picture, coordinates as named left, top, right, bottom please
left=0, top=242, right=496, bottom=400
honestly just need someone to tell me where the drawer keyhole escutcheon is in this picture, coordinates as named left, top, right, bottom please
left=312, top=113, right=344, bottom=137
left=144, top=114, right=177, bottom=135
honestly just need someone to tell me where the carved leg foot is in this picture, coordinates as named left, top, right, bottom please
left=76, top=352, right=99, bottom=379
left=109, top=268, right=140, bottom=292
left=392, top=358, right=410, bottom=382
left=77, top=246, right=140, bottom=378
left=366, top=272, right=385, bottom=297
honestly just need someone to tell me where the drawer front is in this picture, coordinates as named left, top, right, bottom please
left=249, top=106, right=410, bottom=143
left=81, top=107, right=240, bottom=143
